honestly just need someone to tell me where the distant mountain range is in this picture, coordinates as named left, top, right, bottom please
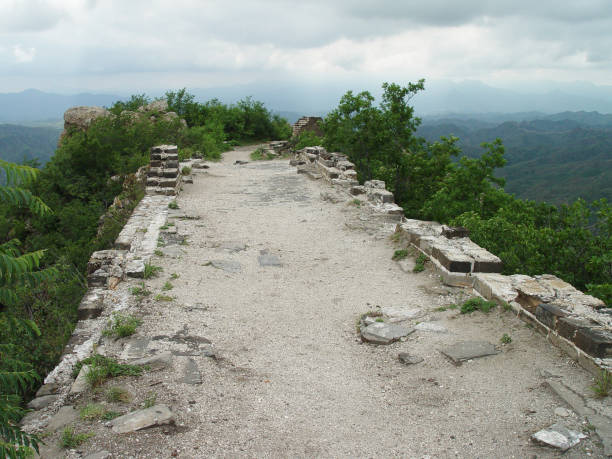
left=418, top=112, right=612, bottom=204
left=0, top=89, right=121, bottom=123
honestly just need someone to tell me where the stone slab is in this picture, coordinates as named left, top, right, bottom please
left=131, top=351, right=173, bottom=371
left=26, top=394, right=58, bottom=410
left=47, top=405, right=79, bottom=432
left=415, top=322, right=448, bottom=333
left=120, top=337, right=151, bottom=360
left=381, top=307, right=421, bottom=322
left=532, top=423, right=585, bottom=451
left=361, top=323, right=415, bottom=345
left=111, top=404, right=175, bottom=433
left=441, top=341, right=499, bottom=364
left=70, top=364, right=91, bottom=395
left=210, top=260, right=241, bottom=273
left=180, top=358, right=202, bottom=385
left=258, top=250, right=282, bottom=267
left=398, top=353, right=424, bottom=365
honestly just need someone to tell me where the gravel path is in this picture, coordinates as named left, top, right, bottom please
left=79, top=145, right=602, bottom=458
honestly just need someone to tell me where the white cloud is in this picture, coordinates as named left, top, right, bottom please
left=12, top=45, right=36, bottom=63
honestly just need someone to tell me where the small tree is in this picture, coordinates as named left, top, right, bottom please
left=0, top=160, right=57, bottom=458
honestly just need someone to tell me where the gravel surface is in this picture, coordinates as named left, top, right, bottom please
left=58, top=145, right=604, bottom=458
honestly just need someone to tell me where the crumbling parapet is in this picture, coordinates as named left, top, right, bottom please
left=146, top=145, right=181, bottom=196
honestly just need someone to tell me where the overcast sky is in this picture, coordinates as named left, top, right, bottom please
left=2, top=0, right=612, bottom=98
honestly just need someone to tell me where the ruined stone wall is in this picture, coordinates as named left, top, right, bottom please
left=21, top=145, right=182, bottom=430
left=290, top=145, right=612, bottom=377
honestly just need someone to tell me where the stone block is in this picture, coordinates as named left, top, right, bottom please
left=125, top=259, right=145, bottom=278
left=556, top=317, right=593, bottom=341
left=111, top=404, right=175, bottom=433
left=441, top=226, right=470, bottom=239
left=431, top=245, right=472, bottom=273
left=162, top=168, right=179, bottom=178
left=574, top=327, right=612, bottom=358
left=367, top=189, right=394, bottom=203
left=350, top=186, right=366, bottom=195
left=535, top=303, right=569, bottom=329
left=151, top=145, right=178, bottom=154
left=166, top=160, right=179, bottom=168
left=364, top=180, right=386, bottom=189
left=77, top=291, right=104, bottom=320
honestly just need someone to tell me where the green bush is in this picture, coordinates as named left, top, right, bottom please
left=460, top=297, right=497, bottom=314
left=293, top=130, right=323, bottom=150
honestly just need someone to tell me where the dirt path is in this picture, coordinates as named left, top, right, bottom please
left=78, top=145, right=601, bottom=458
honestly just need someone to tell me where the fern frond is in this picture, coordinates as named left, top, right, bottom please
left=0, top=160, right=39, bottom=188
left=0, top=187, right=51, bottom=217
left=0, top=250, right=46, bottom=284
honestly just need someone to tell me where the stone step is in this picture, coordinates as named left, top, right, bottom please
left=148, top=168, right=179, bottom=178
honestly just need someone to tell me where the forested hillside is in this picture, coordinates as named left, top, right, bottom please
left=0, top=124, right=61, bottom=165
left=418, top=112, right=612, bottom=204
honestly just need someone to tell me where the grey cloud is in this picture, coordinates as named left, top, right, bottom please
left=0, top=0, right=68, bottom=32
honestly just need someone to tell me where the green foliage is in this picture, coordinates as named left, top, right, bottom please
left=162, top=281, right=173, bottom=291
left=591, top=370, right=612, bottom=398
left=413, top=253, right=428, bottom=273
left=293, top=130, right=323, bottom=150
left=168, top=201, right=179, bottom=210
left=500, top=334, right=512, bottom=344
left=181, top=166, right=191, bottom=175
left=129, top=282, right=150, bottom=296
left=102, top=314, right=142, bottom=339
left=250, top=148, right=275, bottom=161
left=79, top=403, right=105, bottom=421
left=142, top=392, right=157, bottom=409
left=154, top=294, right=173, bottom=302
left=73, top=355, right=143, bottom=389
left=391, top=249, right=408, bottom=261
left=60, top=427, right=94, bottom=448
left=322, top=81, right=612, bottom=304
left=105, top=386, right=131, bottom=403
left=143, top=263, right=162, bottom=279
left=460, top=297, right=497, bottom=314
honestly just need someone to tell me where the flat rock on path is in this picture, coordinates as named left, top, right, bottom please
left=79, top=145, right=605, bottom=457
left=361, top=322, right=415, bottom=344
left=111, top=404, right=175, bottom=433
left=441, top=341, right=499, bottom=364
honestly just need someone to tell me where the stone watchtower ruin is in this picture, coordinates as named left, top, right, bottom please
left=292, top=116, right=323, bottom=137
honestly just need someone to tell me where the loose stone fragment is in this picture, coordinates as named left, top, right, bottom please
left=111, top=404, right=175, bottom=433
left=414, top=322, right=448, bottom=333
left=532, top=423, right=585, bottom=451
left=398, top=352, right=424, bottom=365
left=70, top=364, right=91, bottom=394
left=441, top=341, right=498, bottom=364
left=210, top=260, right=242, bottom=273
left=361, top=322, right=415, bottom=345
left=180, top=358, right=202, bottom=385
left=120, top=337, right=151, bottom=360
left=131, top=351, right=173, bottom=371
left=554, top=407, right=572, bottom=417
left=258, top=250, right=282, bottom=267
left=47, top=405, right=80, bottom=432
left=26, top=394, right=58, bottom=410
left=36, top=382, right=60, bottom=397
left=382, top=307, right=421, bottom=322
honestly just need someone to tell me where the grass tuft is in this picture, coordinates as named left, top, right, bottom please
left=392, top=249, right=408, bottom=261
left=60, top=427, right=94, bottom=448
left=591, top=370, right=612, bottom=398
left=102, top=313, right=142, bottom=338
left=460, top=297, right=497, bottom=314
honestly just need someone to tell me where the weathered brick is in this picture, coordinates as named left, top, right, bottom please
left=535, top=303, right=568, bottom=329
left=473, top=260, right=504, bottom=273
left=574, top=327, right=612, bottom=358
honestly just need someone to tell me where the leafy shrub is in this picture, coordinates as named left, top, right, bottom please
left=460, top=297, right=497, bottom=314
left=293, top=130, right=323, bottom=150
left=60, top=427, right=94, bottom=448
left=181, top=166, right=192, bottom=175
left=413, top=253, right=429, bottom=273
left=392, top=249, right=408, bottom=261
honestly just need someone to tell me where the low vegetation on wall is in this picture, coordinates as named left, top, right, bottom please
left=0, top=90, right=290, bottom=455
left=320, top=81, right=612, bottom=306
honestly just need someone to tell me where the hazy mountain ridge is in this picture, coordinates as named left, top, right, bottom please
left=0, top=124, right=62, bottom=165
left=418, top=113, right=612, bottom=204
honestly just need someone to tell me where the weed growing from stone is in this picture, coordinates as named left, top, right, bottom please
left=162, top=281, right=173, bottom=291
left=250, top=148, right=275, bottom=161
left=170, top=273, right=179, bottom=279
left=73, top=354, right=143, bottom=388
left=159, top=224, right=169, bottom=230
left=61, top=427, right=94, bottom=448
left=157, top=237, right=165, bottom=247
left=390, top=232, right=401, bottom=243
left=102, top=411, right=121, bottom=421
left=105, top=387, right=131, bottom=403
left=79, top=403, right=106, bottom=421
left=130, top=282, right=150, bottom=296
left=435, top=304, right=458, bottom=312
left=591, top=370, right=612, bottom=398
left=348, top=199, right=362, bottom=207
left=460, top=297, right=497, bottom=314
left=500, top=334, right=512, bottom=344
left=102, top=313, right=142, bottom=338
left=501, top=301, right=512, bottom=312
left=413, top=253, right=429, bottom=273
left=375, top=317, right=384, bottom=323
left=154, top=294, right=173, bottom=302
left=168, top=200, right=179, bottom=209
left=143, top=262, right=162, bottom=279
left=180, top=238, right=189, bottom=246
left=356, top=310, right=382, bottom=332
left=392, top=249, right=408, bottom=261
left=143, top=392, right=157, bottom=408
left=154, top=249, right=164, bottom=257
left=181, top=166, right=192, bottom=175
